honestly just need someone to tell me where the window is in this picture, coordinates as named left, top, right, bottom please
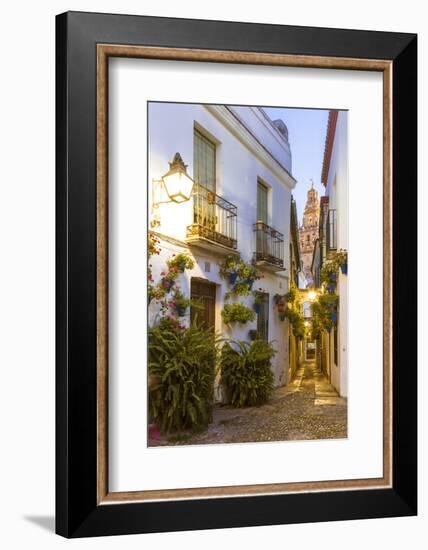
left=257, top=181, right=268, bottom=223
left=194, top=129, right=216, bottom=191
left=256, top=292, right=269, bottom=341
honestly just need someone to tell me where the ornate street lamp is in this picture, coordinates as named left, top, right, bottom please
left=161, top=153, right=194, bottom=203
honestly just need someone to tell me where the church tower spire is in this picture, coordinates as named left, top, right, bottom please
left=299, top=182, right=320, bottom=286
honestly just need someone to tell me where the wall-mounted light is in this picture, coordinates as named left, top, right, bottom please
left=307, top=290, right=317, bottom=302
left=158, top=152, right=194, bottom=204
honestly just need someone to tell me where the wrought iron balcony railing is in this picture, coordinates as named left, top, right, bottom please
left=253, top=221, right=284, bottom=269
left=186, top=183, right=238, bottom=250
left=326, top=209, right=337, bottom=253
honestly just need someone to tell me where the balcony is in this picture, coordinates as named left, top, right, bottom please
left=186, top=183, right=238, bottom=255
left=253, top=221, right=284, bottom=271
left=326, top=209, right=337, bottom=256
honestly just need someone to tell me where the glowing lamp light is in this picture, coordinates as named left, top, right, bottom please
left=161, top=153, right=194, bottom=203
left=307, top=290, right=317, bottom=302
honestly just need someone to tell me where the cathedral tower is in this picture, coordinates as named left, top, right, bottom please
left=299, top=181, right=320, bottom=286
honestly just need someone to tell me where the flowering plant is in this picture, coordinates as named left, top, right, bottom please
left=167, top=252, right=195, bottom=273
left=148, top=233, right=161, bottom=257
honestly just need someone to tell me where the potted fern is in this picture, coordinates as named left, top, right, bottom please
left=221, top=303, right=256, bottom=325
left=219, top=255, right=240, bottom=284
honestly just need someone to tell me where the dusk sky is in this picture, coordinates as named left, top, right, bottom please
left=264, top=107, right=329, bottom=224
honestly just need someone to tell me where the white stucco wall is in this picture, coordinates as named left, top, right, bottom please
left=324, top=111, right=348, bottom=397
left=148, top=102, right=295, bottom=386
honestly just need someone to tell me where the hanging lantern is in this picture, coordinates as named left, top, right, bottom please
left=161, top=153, right=194, bottom=203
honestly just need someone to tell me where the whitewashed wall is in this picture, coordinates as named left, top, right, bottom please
left=148, top=102, right=295, bottom=386
left=324, top=111, right=349, bottom=397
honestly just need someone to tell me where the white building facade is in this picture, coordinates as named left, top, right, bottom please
left=148, top=103, right=296, bottom=387
left=320, top=110, right=349, bottom=397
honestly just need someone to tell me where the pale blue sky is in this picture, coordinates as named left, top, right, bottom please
left=264, top=107, right=329, bottom=223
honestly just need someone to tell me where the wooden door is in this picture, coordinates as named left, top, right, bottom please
left=190, top=279, right=216, bottom=332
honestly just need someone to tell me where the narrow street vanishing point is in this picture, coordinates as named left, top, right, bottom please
left=150, top=360, right=347, bottom=446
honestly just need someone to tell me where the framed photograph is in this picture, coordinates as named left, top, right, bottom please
left=56, top=11, right=417, bottom=538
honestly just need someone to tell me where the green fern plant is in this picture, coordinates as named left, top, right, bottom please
left=148, top=322, right=219, bottom=433
left=221, top=303, right=256, bottom=325
left=220, top=339, right=276, bottom=407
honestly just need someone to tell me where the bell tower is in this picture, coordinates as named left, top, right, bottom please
left=299, top=180, right=320, bottom=285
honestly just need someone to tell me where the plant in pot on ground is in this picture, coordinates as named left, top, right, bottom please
left=221, top=302, right=256, bottom=325
left=148, top=321, right=219, bottom=434
left=220, top=339, right=276, bottom=407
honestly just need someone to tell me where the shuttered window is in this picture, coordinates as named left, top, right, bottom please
left=194, top=129, right=216, bottom=192
left=257, top=181, right=268, bottom=223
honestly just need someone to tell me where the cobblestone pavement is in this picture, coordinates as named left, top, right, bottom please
left=151, top=360, right=347, bottom=446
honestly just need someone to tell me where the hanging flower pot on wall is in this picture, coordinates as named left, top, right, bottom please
left=161, top=278, right=175, bottom=292
left=246, top=278, right=255, bottom=290
left=327, top=282, right=336, bottom=294
left=176, top=305, right=187, bottom=317
left=277, top=301, right=286, bottom=313
left=228, top=272, right=238, bottom=285
left=253, top=302, right=262, bottom=314
left=340, top=262, right=348, bottom=275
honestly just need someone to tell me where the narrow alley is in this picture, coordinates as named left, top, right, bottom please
left=151, top=360, right=347, bottom=446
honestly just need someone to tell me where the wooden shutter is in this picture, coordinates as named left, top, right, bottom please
left=190, top=279, right=216, bottom=333
left=194, top=129, right=216, bottom=192
left=257, top=181, right=268, bottom=223
left=256, top=292, right=269, bottom=341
